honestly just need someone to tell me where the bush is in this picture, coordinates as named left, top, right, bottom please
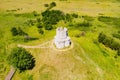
left=32, top=11, right=38, bottom=16
left=37, top=23, right=43, bottom=28
left=11, top=27, right=18, bottom=36
left=38, top=28, right=44, bottom=34
left=98, top=16, right=120, bottom=27
left=98, top=32, right=120, bottom=51
left=50, top=2, right=56, bottom=7
left=44, top=24, right=53, bottom=30
left=44, top=4, right=49, bottom=7
left=76, top=20, right=91, bottom=27
left=11, top=27, right=28, bottom=36
left=65, top=13, right=73, bottom=22
left=98, top=16, right=114, bottom=22
left=98, top=32, right=106, bottom=43
left=82, top=15, right=94, bottom=21
left=112, top=33, right=120, bottom=39
left=46, top=2, right=56, bottom=10
left=7, top=47, right=35, bottom=71
left=71, top=13, right=78, bottom=18
left=42, top=10, right=65, bottom=30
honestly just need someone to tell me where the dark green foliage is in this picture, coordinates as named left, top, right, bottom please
left=112, top=33, right=120, bottom=39
left=46, top=2, right=56, bottom=10
left=98, top=32, right=106, bottom=43
left=36, top=18, right=43, bottom=28
left=76, top=20, right=91, bottom=27
left=50, top=2, right=56, bottom=7
left=65, top=13, right=73, bottom=22
left=36, top=18, right=41, bottom=22
left=118, top=30, right=120, bottom=34
left=38, top=28, right=44, bottom=34
left=11, top=27, right=18, bottom=36
left=32, top=11, right=39, bottom=16
left=11, top=27, right=28, bottom=36
left=42, top=10, right=65, bottom=30
left=98, top=16, right=120, bottom=27
left=98, top=16, right=115, bottom=22
left=98, top=33, right=120, bottom=51
left=7, top=47, right=35, bottom=71
left=44, top=24, right=53, bottom=30
left=44, top=4, right=49, bottom=7
left=71, top=13, right=78, bottom=18
left=37, top=23, right=43, bottom=28
left=82, top=15, right=94, bottom=21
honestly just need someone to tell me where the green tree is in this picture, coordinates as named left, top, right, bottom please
left=11, top=27, right=18, bottom=36
left=41, top=10, right=65, bottom=30
left=47, top=2, right=56, bottom=10
left=7, top=47, right=35, bottom=71
left=50, top=2, right=56, bottom=8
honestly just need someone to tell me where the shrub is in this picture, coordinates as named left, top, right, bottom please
left=37, top=23, right=43, bottom=28
left=71, top=13, right=78, bottom=18
left=44, top=4, right=49, bottom=7
left=65, top=13, right=73, bottom=22
left=112, top=33, right=120, bottom=39
left=98, top=16, right=114, bottom=22
left=38, top=28, right=44, bottom=34
left=50, top=2, right=56, bottom=7
left=98, top=16, right=120, bottom=27
left=76, top=20, right=91, bottom=27
left=11, top=27, right=18, bottom=36
left=7, top=47, right=35, bottom=71
left=32, top=11, right=38, bottom=16
left=42, top=10, right=65, bottom=30
left=11, top=27, right=28, bottom=36
left=46, top=2, right=56, bottom=10
left=82, top=15, right=94, bottom=21
left=98, top=33, right=120, bottom=51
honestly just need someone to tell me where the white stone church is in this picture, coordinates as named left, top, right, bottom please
left=54, top=27, right=71, bottom=49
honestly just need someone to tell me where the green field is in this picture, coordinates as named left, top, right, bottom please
left=0, top=0, right=120, bottom=80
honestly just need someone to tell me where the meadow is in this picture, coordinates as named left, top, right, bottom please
left=0, top=0, right=120, bottom=80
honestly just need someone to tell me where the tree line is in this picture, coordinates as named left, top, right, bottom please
left=98, top=32, right=120, bottom=57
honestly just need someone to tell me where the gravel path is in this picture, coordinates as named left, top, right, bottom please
left=17, top=40, right=74, bottom=52
left=5, top=66, right=16, bottom=80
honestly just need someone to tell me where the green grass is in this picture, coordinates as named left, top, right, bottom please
left=0, top=0, right=120, bottom=80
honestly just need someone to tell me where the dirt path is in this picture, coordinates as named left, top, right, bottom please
left=18, top=40, right=52, bottom=49
left=5, top=66, right=16, bottom=80
left=18, top=40, right=74, bottom=52
left=17, top=40, right=104, bottom=79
